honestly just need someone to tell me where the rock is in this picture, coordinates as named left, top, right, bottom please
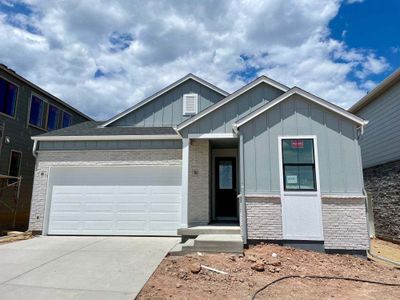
left=265, top=257, right=281, bottom=267
left=272, top=253, right=278, bottom=258
left=176, top=283, right=182, bottom=288
left=190, top=263, right=201, bottom=274
left=246, top=255, right=257, bottom=263
left=251, top=262, right=265, bottom=272
left=178, top=271, right=189, bottom=279
left=229, top=255, right=237, bottom=262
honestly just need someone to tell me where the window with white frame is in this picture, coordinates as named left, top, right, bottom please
left=183, top=93, right=198, bottom=115
left=282, top=138, right=316, bottom=191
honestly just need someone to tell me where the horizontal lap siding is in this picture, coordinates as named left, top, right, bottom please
left=38, top=140, right=182, bottom=151
left=356, top=82, right=400, bottom=168
left=181, top=83, right=284, bottom=136
left=110, top=79, right=225, bottom=127
left=241, top=94, right=364, bottom=196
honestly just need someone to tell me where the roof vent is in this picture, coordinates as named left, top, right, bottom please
left=183, top=93, right=199, bottom=115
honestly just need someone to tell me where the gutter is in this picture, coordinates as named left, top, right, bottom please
left=31, top=134, right=181, bottom=142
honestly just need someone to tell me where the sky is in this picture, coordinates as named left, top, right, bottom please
left=0, top=0, right=398, bottom=120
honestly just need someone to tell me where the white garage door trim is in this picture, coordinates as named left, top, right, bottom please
left=43, top=165, right=182, bottom=236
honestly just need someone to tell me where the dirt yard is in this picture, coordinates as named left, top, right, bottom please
left=137, top=243, right=400, bottom=300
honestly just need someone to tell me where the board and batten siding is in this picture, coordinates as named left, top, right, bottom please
left=355, top=81, right=400, bottom=169
left=110, top=79, right=225, bottom=127
left=181, top=83, right=285, bottom=136
left=240, top=94, right=364, bottom=196
left=37, top=139, right=182, bottom=151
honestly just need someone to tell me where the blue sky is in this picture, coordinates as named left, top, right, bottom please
left=0, top=0, right=398, bottom=119
left=330, top=0, right=400, bottom=83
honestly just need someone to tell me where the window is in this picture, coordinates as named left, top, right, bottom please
left=282, top=138, right=316, bottom=191
left=29, top=95, right=46, bottom=127
left=61, top=111, right=72, bottom=128
left=183, top=93, right=198, bottom=115
left=47, top=104, right=60, bottom=131
left=0, top=77, right=18, bottom=117
left=8, top=150, right=22, bottom=184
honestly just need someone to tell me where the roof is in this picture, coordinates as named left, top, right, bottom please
left=176, top=75, right=290, bottom=131
left=100, top=73, right=229, bottom=127
left=32, top=121, right=180, bottom=141
left=349, top=68, right=400, bottom=113
left=0, top=64, right=93, bottom=121
left=234, top=87, right=368, bottom=128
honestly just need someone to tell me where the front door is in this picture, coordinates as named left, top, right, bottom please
left=215, top=157, right=238, bottom=220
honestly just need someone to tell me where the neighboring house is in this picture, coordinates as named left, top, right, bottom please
left=0, top=64, right=92, bottom=230
left=349, top=69, right=400, bottom=243
left=29, top=73, right=370, bottom=254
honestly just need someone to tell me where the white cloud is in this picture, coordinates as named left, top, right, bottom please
left=0, top=0, right=389, bottom=119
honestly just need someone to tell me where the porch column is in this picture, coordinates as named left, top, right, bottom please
left=181, top=138, right=189, bottom=228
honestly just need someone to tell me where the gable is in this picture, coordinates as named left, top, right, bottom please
left=105, top=77, right=226, bottom=127
left=180, top=82, right=286, bottom=136
left=240, top=93, right=364, bottom=195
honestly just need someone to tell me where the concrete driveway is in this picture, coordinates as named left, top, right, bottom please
left=0, top=236, right=179, bottom=300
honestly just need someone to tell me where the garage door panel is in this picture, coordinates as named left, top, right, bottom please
left=115, top=203, right=147, bottom=212
left=47, top=166, right=182, bottom=236
left=150, top=203, right=180, bottom=212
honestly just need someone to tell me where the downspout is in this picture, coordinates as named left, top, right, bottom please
left=32, top=139, right=38, bottom=158
left=234, top=125, right=248, bottom=244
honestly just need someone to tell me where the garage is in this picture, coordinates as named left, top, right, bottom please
left=46, top=165, right=182, bottom=236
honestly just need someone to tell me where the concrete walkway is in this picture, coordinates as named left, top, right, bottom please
left=0, top=236, right=179, bottom=300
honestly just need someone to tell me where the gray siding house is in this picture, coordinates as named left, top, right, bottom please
left=349, top=69, right=400, bottom=243
left=29, top=73, right=370, bottom=254
left=0, top=64, right=91, bottom=230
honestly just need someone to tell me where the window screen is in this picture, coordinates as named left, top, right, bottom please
left=0, top=77, right=18, bottom=117
left=282, top=139, right=316, bottom=191
left=62, top=112, right=72, bottom=128
left=47, top=104, right=60, bottom=131
left=29, top=96, right=45, bottom=127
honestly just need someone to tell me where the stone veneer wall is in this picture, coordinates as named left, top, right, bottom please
left=245, top=196, right=369, bottom=250
left=321, top=198, right=369, bottom=250
left=188, top=139, right=210, bottom=226
left=363, top=160, right=400, bottom=242
left=29, top=149, right=182, bottom=232
left=245, top=197, right=283, bottom=240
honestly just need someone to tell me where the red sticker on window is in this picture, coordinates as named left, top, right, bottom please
left=291, top=139, right=304, bottom=148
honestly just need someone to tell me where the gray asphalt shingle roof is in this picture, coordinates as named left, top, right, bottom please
left=35, top=121, right=178, bottom=137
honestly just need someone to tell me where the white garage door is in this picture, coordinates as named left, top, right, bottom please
left=47, top=166, right=182, bottom=236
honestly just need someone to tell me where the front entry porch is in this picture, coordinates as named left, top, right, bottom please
left=182, top=135, right=241, bottom=227
left=173, top=134, right=243, bottom=255
left=171, top=225, right=243, bottom=255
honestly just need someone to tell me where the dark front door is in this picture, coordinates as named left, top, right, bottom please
left=215, top=157, right=238, bottom=220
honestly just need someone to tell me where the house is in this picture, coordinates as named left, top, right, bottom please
left=349, top=69, right=400, bottom=243
left=29, top=73, right=370, bottom=254
left=0, top=64, right=92, bottom=230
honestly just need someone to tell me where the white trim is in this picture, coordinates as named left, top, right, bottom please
left=321, top=194, right=366, bottom=199
left=176, top=76, right=289, bottom=131
left=278, top=135, right=324, bottom=241
left=31, top=134, right=181, bottom=141
left=181, top=138, right=189, bottom=228
left=244, top=194, right=281, bottom=199
left=234, top=87, right=367, bottom=128
left=100, top=74, right=228, bottom=127
left=187, top=133, right=237, bottom=139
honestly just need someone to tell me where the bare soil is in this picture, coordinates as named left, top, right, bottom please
left=371, top=238, right=400, bottom=265
left=137, top=243, right=400, bottom=300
